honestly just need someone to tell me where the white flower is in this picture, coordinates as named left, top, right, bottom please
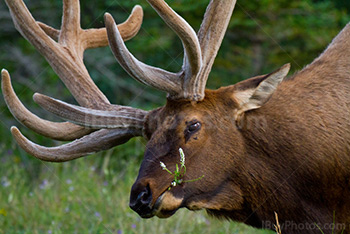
left=171, top=181, right=177, bottom=187
left=179, top=148, right=185, bottom=167
left=160, top=161, right=167, bottom=170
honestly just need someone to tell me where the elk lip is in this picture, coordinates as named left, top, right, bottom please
left=153, top=186, right=184, bottom=218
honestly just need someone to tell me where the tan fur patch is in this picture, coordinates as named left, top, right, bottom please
left=187, top=199, right=228, bottom=211
left=156, top=191, right=183, bottom=212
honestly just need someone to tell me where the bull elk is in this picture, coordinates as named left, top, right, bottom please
left=2, top=0, right=350, bottom=233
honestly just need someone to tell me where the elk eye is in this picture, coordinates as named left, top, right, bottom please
left=187, top=121, right=201, bottom=133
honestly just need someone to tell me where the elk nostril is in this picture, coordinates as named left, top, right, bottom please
left=130, top=184, right=153, bottom=214
left=138, top=185, right=152, bottom=204
left=137, top=188, right=150, bottom=203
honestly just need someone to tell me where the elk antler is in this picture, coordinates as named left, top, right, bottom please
left=10, top=127, right=139, bottom=162
left=33, top=93, right=146, bottom=129
left=105, top=0, right=237, bottom=101
left=1, top=70, right=90, bottom=141
left=2, top=0, right=147, bottom=161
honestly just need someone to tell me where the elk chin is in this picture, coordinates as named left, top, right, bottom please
left=153, top=186, right=184, bottom=218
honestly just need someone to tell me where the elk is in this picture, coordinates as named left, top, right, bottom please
left=2, top=0, right=350, bottom=233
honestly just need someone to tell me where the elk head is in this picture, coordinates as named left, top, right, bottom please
left=129, top=64, right=290, bottom=218
left=2, top=0, right=290, bottom=222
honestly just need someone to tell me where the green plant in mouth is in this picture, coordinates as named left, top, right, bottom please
left=160, top=148, right=204, bottom=190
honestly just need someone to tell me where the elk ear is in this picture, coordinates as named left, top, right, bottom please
left=232, top=63, right=290, bottom=120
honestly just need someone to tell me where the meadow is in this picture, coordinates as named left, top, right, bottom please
left=0, top=138, right=273, bottom=234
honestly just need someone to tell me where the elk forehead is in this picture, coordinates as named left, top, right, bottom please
left=144, top=92, right=229, bottom=139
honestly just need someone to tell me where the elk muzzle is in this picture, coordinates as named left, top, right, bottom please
left=129, top=178, right=184, bottom=218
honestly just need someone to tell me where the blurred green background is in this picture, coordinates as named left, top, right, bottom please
left=0, top=0, right=349, bottom=233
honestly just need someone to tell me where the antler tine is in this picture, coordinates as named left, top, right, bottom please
left=11, top=127, right=140, bottom=162
left=33, top=93, right=147, bottom=130
left=1, top=69, right=92, bottom=141
left=37, top=5, right=143, bottom=48
left=146, top=0, right=202, bottom=78
left=59, top=0, right=80, bottom=49
left=82, top=5, right=143, bottom=50
left=105, top=13, right=182, bottom=96
left=105, top=8, right=202, bottom=99
left=194, top=0, right=237, bottom=100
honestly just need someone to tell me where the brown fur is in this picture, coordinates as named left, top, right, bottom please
left=130, top=24, right=350, bottom=234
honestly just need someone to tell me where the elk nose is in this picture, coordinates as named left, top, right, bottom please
left=129, top=183, right=154, bottom=218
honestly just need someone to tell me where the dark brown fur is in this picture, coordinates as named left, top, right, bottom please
left=130, top=24, right=350, bottom=234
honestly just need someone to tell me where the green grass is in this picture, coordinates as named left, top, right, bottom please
left=0, top=139, right=273, bottom=234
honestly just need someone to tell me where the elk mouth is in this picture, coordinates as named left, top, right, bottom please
left=153, top=185, right=185, bottom=218
left=129, top=179, right=185, bottom=218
